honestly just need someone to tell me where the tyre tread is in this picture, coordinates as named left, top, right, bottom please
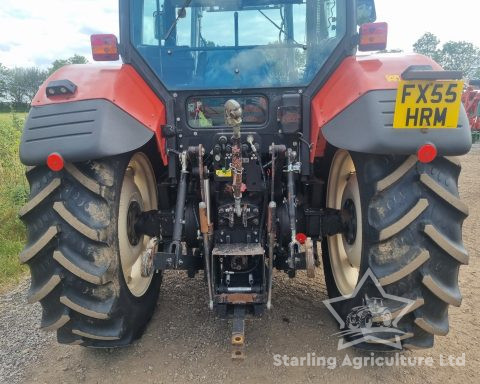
left=376, top=155, right=417, bottom=192
left=60, top=293, right=113, bottom=320
left=19, top=178, right=61, bottom=217
left=19, top=226, right=59, bottom=263
left=378, top=198, right=428, bottom=241
left=27, top=274, right=62, bottom=304
left=323, top=153, right=467, bottom=351
left=423, top=224, right=469, bottom=265
left=53, top=250, right=108, bottom=285
left=422, top=273, right=462, bottom=307
left=20, top=155, right=162, bottom=347
left=53, top=201, right=105, bottom=242
left=420, top=173, right=469, bottom=215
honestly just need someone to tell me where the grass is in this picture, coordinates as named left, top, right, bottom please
left=0, top=111, right=29, bottom=290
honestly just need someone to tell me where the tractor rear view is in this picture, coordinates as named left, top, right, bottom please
left=19, top=0, right=471, bottom=356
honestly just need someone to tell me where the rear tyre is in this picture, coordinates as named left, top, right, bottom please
left=20, top=151, right=162, bottom=347
left=321, top=149, right=468, bottom=350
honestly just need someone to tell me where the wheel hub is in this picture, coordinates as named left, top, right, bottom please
left=127, top=200, right=142, bottom=246
left=343, top=198, right=357, bottom=245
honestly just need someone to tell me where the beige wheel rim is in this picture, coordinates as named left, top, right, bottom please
left=119, top=153, right=157, bottom=297
left=326, top=150, right=362, bottom=296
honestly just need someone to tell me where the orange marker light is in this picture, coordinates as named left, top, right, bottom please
left=358, top=22, right=388, bottom=52
left=417, top=143, right=437, bottom=164
left=90, top=34, right=119, bottom=61
left=47, top=152, right=64, bottom=172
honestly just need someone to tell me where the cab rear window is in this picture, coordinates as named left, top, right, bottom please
left=187, top=96, right=268, bottom=128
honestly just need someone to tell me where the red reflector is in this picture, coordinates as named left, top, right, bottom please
left=47, top=153, right=64, bottom=172
left=417, top=144, right=437, bottom=164
left=90, top=34, right=119, bottom=61
left=296, top=233, right=307, bottom=245
left=358, top=22, right=388, bottom=52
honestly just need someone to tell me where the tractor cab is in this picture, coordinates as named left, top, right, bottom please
left=128, top=0, right=347, bottom=90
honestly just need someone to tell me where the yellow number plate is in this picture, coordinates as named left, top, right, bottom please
left=393, top=80, right=463, bottom=129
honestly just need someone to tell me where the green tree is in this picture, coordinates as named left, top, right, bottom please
left=413, top=32, right=441, bottom=62
left=48, top=54, right=88, bottom=75
left=471, top=67, right=480, bottom=80
left=440, top=41, right=480, bottom=79
left=7, top=68, right=27, bottom=105
left=0, top=63, right=8, bottom=101
left=68, top=54, right=89, bottom=64
left=23, top=67, right=49, bottom=103
left=7, top=67, right=48, bottom=106
left=48, top=59, right=69, bottom=75
left=413, top=33, right=480, bottom=80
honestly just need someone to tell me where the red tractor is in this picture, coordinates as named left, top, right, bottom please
left=19, top=0, right=471, bottom=355
left=462, top=80, right=480, bottom=142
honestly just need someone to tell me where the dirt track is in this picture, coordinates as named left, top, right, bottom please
left=2, top=148, right=480, bottom=384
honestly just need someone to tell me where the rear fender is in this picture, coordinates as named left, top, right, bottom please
left=310, top=54, right=472, bottom=160
left=20, top=64, right=167, bottom=166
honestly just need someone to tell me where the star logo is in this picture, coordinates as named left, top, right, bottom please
left=323, top=269, right=416, bottom=350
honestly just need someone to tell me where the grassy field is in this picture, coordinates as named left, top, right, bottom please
left=0, top=111, right=29, bottom=290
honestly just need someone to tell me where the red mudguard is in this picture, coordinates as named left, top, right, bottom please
left=310, top=54, right=442, bottom=161
left=33, top=64, right=168, bottom=164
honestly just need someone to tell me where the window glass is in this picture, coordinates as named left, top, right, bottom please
left=132, top=0, right=346, bottom=90
left=187, top=96, right=268, bottom=128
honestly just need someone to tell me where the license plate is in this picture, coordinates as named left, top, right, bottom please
left=393, top=80, right=463, bottom=128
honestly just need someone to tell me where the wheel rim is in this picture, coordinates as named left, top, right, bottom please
left=119, top=153, right=158, bottom=297
left=326, top=150, right=362, bottom=296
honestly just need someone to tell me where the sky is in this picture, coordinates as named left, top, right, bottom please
left=0, top=0, right=479, bottom=69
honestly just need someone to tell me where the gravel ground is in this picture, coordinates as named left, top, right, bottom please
left=0, top=280, right=54, bottom=384
left=1, top=148, right=479, bottom=384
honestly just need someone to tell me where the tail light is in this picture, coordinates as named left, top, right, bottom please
left=417, top=143, right=437, bottom=164
left=90, top=34, right=119, bottom=61
left=358, top=22, right=388, bottom=52
left=47, top=153, right=64, bottom=172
